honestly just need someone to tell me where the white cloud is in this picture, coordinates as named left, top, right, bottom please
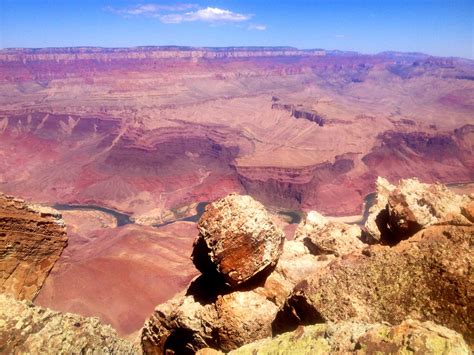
left=106, top=4, right=252, bottom=24
left=105, top=4, right=199, bottom=16
left=248, top=24, right=266, bottom=31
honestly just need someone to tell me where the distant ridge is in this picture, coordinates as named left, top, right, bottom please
left=0, top=46, right=327, bottom=61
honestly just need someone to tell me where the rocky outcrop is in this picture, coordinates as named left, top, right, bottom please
left=365, top=177, right=472, bottom=244
left=141, top=239, right=329, bottom=354
left=0, top=294, right=138, bottom=353
left=364, top=176, right=397, bottom=242
left=214, top=320, right=470, bottom=354
left=271, top=103, right=325, bottom=126
left=141, top=194, right=330, bottom=354
left=192, top=194, right=285, bottom=287
left=274, top=224, right=474, bottom=345
left=462, top=200, right=474, bottom=222
left=142, top=180, right=473, bottom=352
left=295, top=211, right=365, bottom=256
left=0, top=193, right=67, bottom=300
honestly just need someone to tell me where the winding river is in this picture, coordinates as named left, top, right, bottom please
left=53, top=181, right=472, bottom=229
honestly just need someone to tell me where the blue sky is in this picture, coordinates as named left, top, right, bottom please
left=1, top=0, right=473, bottom=58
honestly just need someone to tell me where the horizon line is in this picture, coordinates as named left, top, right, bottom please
left=1, top=46, right=471, bottom=60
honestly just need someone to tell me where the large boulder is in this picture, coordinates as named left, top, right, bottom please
left=221, top=320, right=470, bottom=354
left=0, top=294, right=138, bottom=353
left=192, top=194, right=285, bottom=287
left=274, top=224, right=474, bottom=346
left=0, top=193, right=68, bottom=300
left=365, top=177, right=472, bottom=244
left=141, top=240, right=330, bottom=354
left=295, top=211, right=366, bottom=256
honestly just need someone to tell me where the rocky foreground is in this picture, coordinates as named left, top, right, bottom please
left=141, top=178, right=473, bottom=354
left=0, top=177, right=473, bottom=353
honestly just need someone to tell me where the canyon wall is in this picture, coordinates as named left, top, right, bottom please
left=1, top=47, right=473, bottom=218
left=0, top=193, right=67, bottom=300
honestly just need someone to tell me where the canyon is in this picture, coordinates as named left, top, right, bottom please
left=1, top=47, right=473, bottom=218
left=0, top=47, right=473, bottom=342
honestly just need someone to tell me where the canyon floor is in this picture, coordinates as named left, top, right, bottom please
left=0, top=47, right=473, bottom=337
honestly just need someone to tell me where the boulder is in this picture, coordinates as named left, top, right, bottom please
left=214, top=291, right=278, bottom=352
left=192, top=194, right=285, bottom=287
left=295, top=211, right=366, bottom=256
left=0, top=193, right=68, bottom=300
left=274, top=224, right=474, bottom=346
left=226, top=320, right=470, bottom=354
left=365, top=177, right=471, bottom=244
left=141, top=240, right=329, bottom=354
left=0, top=294, right=138, bottom=353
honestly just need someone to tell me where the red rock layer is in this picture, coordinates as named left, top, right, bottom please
left=0, top=193, right=67, bottom=300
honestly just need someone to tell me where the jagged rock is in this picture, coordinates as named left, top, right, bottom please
left=295, top=211, right=365, bottom=256
left=225, top=320, right=470, bottom=354
left=251, top=240, right=334, bottom=306
left=141, top=240, right=330, bottom=354
left=0, top=193, right=68, bottom=300
left=214, top=291, right=278, bottom=352
left=364, top=177, right=396, bottom=242
left=141, top=291, right=218, bottom=354
left=461, top=200, right=474, bottom=222
left=192, top=194, right=285, bottom=287
left=0, top=294, right=138, bottom=353
left=274, top=224, right=474, bottom=346
left=365, top=177, right=471, bottom=244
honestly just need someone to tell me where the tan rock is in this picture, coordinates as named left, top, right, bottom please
left=141, top=241, right=328, bottom=354
left=364, top=176, right=396, bottom=242
left=0, top=294, right=138, bottom=353
left=228, top=320, right=470, bottom=354
left=192, top=194, right=285, bottom=287
left=251, top=240, right=334, bottom=306
left=295, top=211, right=365, bottom=256
left=365, top=177, right=471, bottom=244
left=0, top=193, right=68, bottom=300
left=214, top=291, right=278, bottom=352
left=461, top=200, right=474, bottom=222
left=141, top=291, right=218, bottom=354
left=274, top=224, right=474, bottom=346
left=196, top=349, right=224, bottom=355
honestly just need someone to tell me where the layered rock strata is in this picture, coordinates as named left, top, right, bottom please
left=0, top=193, right=67, bottom=300
left=271, top=102, right=325, bottom=126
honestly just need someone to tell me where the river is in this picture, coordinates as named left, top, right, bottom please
left=53, top=181, right=473, bottom=229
